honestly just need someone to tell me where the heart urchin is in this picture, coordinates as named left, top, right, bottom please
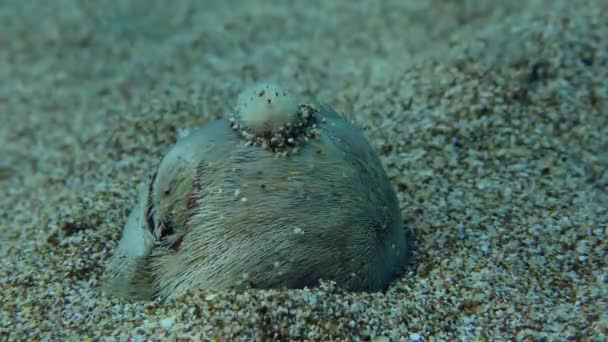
left=103, top=82, right=410, bottom=300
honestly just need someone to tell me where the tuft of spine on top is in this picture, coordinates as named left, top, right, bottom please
left=228, top=82, right=321, bottom=155
left=234, top=82, right=299, bottom=135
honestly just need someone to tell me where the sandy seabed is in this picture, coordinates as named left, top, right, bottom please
left=0, top=0, right=607, bottom=340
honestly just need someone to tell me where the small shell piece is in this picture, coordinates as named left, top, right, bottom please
left=102, top=185, right=156, bottom=300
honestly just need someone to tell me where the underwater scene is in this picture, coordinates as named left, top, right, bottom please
left=0, top=0, right=606, bottom=340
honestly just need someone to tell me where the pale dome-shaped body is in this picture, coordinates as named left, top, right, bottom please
left=103, top=89, right=409, bottom=300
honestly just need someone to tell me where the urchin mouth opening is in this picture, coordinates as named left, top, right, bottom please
left=144, top=167, right=183, bottom=252
left=229, top=104, right=322, bottom=154
left=145, top=170, right=158, bottom=235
